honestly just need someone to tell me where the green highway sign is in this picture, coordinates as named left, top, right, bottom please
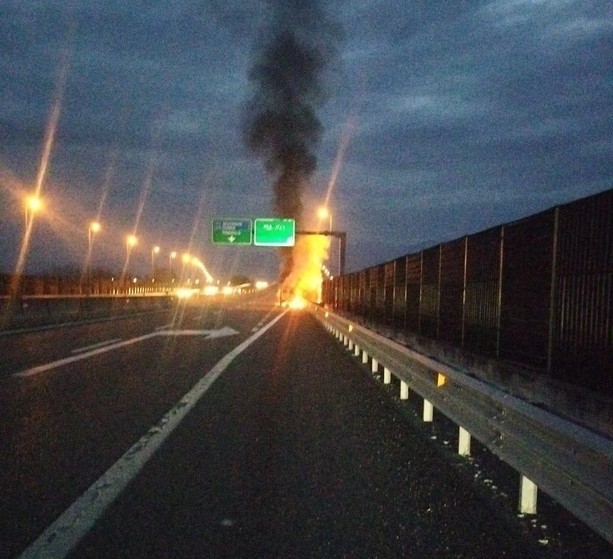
left=254, top=218, right=296, bottom=247
left=211, top=218, right=252, bottom=245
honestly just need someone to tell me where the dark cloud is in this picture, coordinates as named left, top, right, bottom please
left=0, top=0, right=610, bottom=277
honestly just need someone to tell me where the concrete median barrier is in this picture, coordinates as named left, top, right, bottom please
left=0, top=294, right=176, bottom=332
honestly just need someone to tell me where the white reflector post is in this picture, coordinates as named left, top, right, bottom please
left=400, top=380, right=409, bottom=400
left=458, top=426, right=471, bottom=456
left=371, top=358, right=379, bottom=374
left=362, top=350, right=368, bottom=364
left=383, top=367, right=391, bottom=384
left=423, top=399, right=434, bottom=422
left=519, top=475, right=538, bottom=515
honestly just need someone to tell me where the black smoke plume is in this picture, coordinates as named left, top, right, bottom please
left=243, top=0, right=339, bottom=281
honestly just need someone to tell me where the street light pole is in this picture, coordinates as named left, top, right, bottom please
left=21, top=195, right=43, bottom=281
left=87, top=221, right=101, bottom=293
left=126, top=233, right=137, bottom=270
left=151, top=246, right=160, bottom=282
left=169, top=251, right=177, bottom=283
left=317, top=206, right=335, bottom=275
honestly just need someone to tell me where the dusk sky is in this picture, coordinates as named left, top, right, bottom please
left=1, top=0, right=611, bottom=282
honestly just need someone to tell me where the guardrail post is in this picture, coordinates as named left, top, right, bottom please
left=519, top=476, right=538, bottom=515
left=458, top=427, right=471, bottom=456
left=361, top=350, right=368, bottom=364
left=371, top=358, right=379, bottom=374
left=313, top=308, right=613, bottom=542
left=423, top=399, right=434, bottom=422
left=400, top=381, right=409, bottom=400
left=383, top=367, right=391, bottom=384
left=348, top=338, right=353, bottom=350
left=354, top=344, right=361, bottom=356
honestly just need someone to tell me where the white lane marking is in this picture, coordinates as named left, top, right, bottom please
left=162, top=327, right=239, bottom=338
left=13, top=327, right=240, bottom=379
left=70, top=339, right=122, bottom=355
left=250, top=309, right=277, bottom=333
left=14, top=333, right=158, bottom=378
left=18, top=310, right=287, bottom=559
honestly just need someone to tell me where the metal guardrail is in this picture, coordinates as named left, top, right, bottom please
left=312, top=306, right=613, bottom=543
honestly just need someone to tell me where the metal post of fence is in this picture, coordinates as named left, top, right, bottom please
left=547, top=207, right=560, bottom=374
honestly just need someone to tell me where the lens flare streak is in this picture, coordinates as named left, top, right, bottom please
left=9, top=59, right=68, bottom=296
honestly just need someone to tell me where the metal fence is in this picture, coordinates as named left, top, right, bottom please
left=0, top=274, right=173, bottom=297
left=322, top=189, right=612, bottom=395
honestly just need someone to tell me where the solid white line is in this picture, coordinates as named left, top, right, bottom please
left=18, top=310, right=287, bottom=559
left=70, top=339, right=122, bottom=355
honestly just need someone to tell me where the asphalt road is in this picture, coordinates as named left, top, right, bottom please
left=0, top=290, right=606, bottom=558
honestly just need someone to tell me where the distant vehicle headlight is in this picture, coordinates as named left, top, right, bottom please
left=203, top=285, right=219, bottom=296
left=176, top=287, right=195, bottom=299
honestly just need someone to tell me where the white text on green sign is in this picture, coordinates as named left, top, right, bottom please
left=253, top=218, right=296, bottom=247
left=211, top=218, right=252, bottom=245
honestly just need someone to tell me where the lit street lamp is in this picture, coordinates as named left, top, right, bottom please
left=20, top=195, right=43, bottom=278
left=317, top=206, right=332, bottom=232
left=126, top=234, right=137, bottom=260
left=24, top=195, right=42, bottom=231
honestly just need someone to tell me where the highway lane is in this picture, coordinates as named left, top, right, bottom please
left=0, top=295, right=269, bottom=377
left=0, top=291, right=279, bottom=558
left=0, top=311, right=173, bottom=377
left=0, top=289, right=560, bottom=558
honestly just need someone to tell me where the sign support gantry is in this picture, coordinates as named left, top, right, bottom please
left=296, top=230, right=346, bottom=277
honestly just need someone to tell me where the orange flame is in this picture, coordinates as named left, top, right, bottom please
left=281, top=234, right=330, bottom=305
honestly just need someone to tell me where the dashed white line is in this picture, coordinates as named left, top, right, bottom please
left=71, top=339, right=122, bottom=354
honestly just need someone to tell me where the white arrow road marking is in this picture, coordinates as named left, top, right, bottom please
left=13, top=327, right=240, bottom=378
left=162, top=326, right=239, bottom=338
left=17, top=311, right=287, bottom=559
